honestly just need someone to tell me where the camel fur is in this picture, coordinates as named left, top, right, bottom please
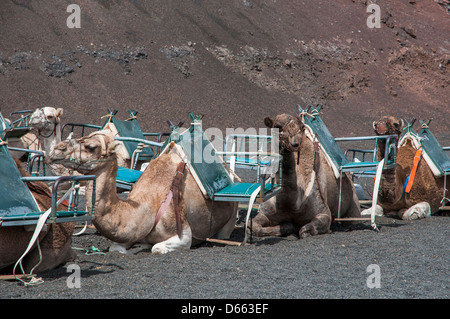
left=48, top=131, right=237, bottom=254
left=251, top=113, right=361, bottom=239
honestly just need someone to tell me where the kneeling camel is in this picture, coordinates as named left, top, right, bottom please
left=372, top=116, right=448, bottom=219
left=48, top=131, right=237, bottom=254
left=251, top=113, right=361, bottom=238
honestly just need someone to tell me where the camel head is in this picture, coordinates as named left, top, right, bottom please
left=264, top=114, right=305, bottom=152
left=29, top=107, right=63, bottom=134
left=49, top=131, right=121, bottom=174
left=372, top=116, right=404, bottom=136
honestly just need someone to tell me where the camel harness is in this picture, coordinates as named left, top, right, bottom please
left=152, top=161, right=186, bottom=238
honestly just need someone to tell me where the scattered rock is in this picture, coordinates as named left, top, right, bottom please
left=160, top=45, right=195, bottom=78
left=243, top=0, right=253, bottom=8
left=401, top=26, right=417, bottom=39
left=41, top=55, right=74, bottom=77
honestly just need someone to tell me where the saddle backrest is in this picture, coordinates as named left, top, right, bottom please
left=0, top=142, right=41, bottom=219
left=102, top=109, right=154, bottom=160
left=418, top=126, right=450, bottom=176
left=179, top=118, right=233, bottom=198
left=167, top=113, right=233, bottom=198
left=298, top=105, right=349, bottom=170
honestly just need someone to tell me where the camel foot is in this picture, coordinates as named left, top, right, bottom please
left=151, top=228, right=193, bottom=254
left=361, top=205, right=384, bottom=217
left=399, top=202, right=431, bottom=220
left=109, top=242, right=130, bottom=254
left=251, top=221, right=298, bottom=238
left=299, top=224, right=318, bottom=239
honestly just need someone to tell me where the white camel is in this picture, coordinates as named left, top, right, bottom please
left=8, top=107, right=69, bottom=176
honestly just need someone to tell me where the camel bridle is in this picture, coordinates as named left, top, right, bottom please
left=279, top=118, right=304, bottom=153
left=34, top=108, right=60, bottom=138
left=66, top=132, right=114, bottom=171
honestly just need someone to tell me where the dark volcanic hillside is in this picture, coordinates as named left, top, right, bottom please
left=1, top=0, right=449, bottom=142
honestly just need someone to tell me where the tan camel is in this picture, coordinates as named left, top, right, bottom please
left=0, top=158, right=75, bottom=274
left=372, top=116, right=447, bottom=219
left=48, top=131, right=237, bottom=254
left=251, top=113, right=361, bottom=238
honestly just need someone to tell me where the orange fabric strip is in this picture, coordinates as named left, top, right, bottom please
left=405, top=149, right=422, bottom=193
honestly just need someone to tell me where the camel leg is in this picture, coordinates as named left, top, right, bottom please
left=214, top=204, right=239, bottom=240
left=298, top=212, right=331, bottom=238
left=399, top=202, right=431, bottom=220
left=151, top=227, right=192, bottom=254
left=251, top=212, right=298, bottom=237
left=345, top=190, right=363, bottom=218
left=109, top=242, right=133, bottom=254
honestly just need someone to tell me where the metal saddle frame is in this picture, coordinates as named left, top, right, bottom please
left=62, top=109, right=169, bottom=191
left=1, top=110, right=48, bottom=174
left=0, top=110, right=96, bottom=228
left=298, top=104, right=398, bottom=229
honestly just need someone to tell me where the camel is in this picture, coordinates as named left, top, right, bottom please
left=10, top=107, right=63, bottom=154
left=48, top=131, right=238, bottom=254
left=250, top=113, right=361, bottom=239
left=28, top=107, right=64, bottom=155
left=8, top=107, right=69, bottom=176
left=0, top=158, right=76, bottom=274
left=372, top=116, right=448, bottom=219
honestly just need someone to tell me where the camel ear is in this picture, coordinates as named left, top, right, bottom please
left=107, top=141, right=122, bottom=155
left=56, top=108, right=64, bottom=118
left=264, top=117, right=274, bottom=128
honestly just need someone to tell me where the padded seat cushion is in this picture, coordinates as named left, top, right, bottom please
left=117, top=166, right=142, bottom=183
left=214, top=182, right=277, bottom=197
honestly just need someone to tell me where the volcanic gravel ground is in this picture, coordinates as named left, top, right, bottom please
left=1, top=214, right=448, bottom=300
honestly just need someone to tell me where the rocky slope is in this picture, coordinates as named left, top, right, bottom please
left=0, top=0, right=449, bottom=142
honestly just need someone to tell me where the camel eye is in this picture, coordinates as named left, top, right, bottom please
left=85, top=144, right=97, bottom=152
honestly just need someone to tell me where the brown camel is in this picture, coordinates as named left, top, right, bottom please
left=48, top=131, right=237, bottom=254
left=372, top=116, right=448, bottom=219
left=0, top=158, right=76, bottom=274
left=251, top=113, right=361, bottom=238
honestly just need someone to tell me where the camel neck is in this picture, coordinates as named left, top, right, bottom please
left=86, top=159, right=121, bottom=211
left=376, top=138, right=386, bottom=161
left=41, top=123, right=61, bottom=155
left=280, top=149, right=298, bottom=190
left=85, top=157, right=157, bottom=244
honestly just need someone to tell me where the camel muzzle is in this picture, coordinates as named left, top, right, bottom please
left=373, top=121, right=388, bottom=135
